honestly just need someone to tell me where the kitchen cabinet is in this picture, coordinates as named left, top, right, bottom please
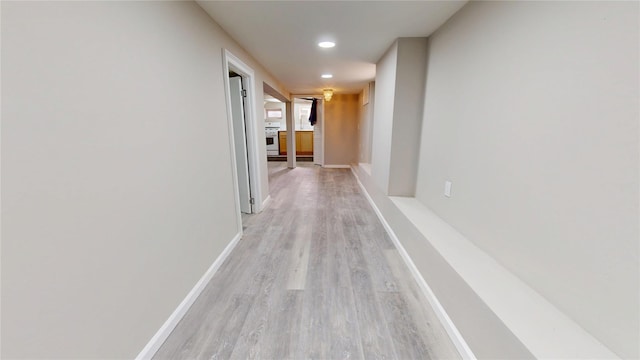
left=279, top=132, right=286, bottom=154
left=279, top=131, right=313, bottom=155
left=298, top=131, right=314, bottom=155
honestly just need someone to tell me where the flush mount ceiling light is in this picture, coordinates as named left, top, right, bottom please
left=318, top=41, right=335, bottom=48
left=321, top=74, right=333, bottom=79
left=323, top=89, right=334, bottom=101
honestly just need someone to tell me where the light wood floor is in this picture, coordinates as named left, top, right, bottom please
left=154, top=162, right=460, bottom=360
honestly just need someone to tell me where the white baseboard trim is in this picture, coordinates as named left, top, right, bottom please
left=350, top=167, right=476, bottom=360
left=260, top=195, right=272, bottom=213
left=358, top=162, right=372, bottom=175
left=135, top=232, right=243, bottom=360
left=323, top=164, right=351, bottom=169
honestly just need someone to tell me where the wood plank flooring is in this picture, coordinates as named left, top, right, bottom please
left=153, top=162, right=460, bottom=360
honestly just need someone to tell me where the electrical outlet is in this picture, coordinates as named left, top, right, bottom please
left=444, top=181, right=452, bottom=197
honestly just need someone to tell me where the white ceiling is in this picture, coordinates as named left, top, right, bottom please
left=196, top=1, right=467, bottom=95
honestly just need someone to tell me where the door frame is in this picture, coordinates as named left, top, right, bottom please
left=222, top=49, right=263, bottom=230
left=290, top=94, right=325, bottom=167
left=228, top=76, right=252, bottom=214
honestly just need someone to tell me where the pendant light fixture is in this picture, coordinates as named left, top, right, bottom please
left=323, top=89, right=333, bottom=102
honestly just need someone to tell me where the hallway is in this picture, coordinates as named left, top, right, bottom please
left=154, top=162, right=460, bottom=359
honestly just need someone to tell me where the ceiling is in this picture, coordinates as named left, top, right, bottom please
left=196, top=1, right=467, bottom=96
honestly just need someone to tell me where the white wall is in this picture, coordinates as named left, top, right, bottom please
left=388, top=38, right=428, bottom=196
left=371, top=38, right=428, bottom=196
left=1, top=1, right=287, bottom=358
left=264, top=101, right=285, bottom=127
left=371, top=42, right=398, bottom=193
left=292, top=99, right=313, bottom=130
left=358, top=82, right=375, bottom=165
left=415, top=1, right=639, bottom=358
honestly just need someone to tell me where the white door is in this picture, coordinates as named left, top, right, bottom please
left=229, top=76, right=252, bottom=213
left=313, top=99, right=323, bottom=165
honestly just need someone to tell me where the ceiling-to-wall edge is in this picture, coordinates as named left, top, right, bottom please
left=194, top=0, right=291, bottom=101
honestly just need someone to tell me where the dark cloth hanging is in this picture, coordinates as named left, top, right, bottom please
left=309, top=98, right=318, bottom=126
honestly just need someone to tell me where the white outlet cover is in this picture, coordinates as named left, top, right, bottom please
left=444, top=181, right=452, bottom=197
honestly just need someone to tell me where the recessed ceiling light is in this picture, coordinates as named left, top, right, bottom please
left=321, top=74, right=333, bottom=79
left=318, top=41, right=335, bottom=48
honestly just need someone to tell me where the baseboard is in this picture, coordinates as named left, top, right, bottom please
left=260, top=195, right=271, bottom=213
left=323, top=164, right=351, bottom=168
left=358, top=162, right=372, bottom=175
left=135, top=232, right=243, bottom=360
left=350, top=167, right=476, bottom=360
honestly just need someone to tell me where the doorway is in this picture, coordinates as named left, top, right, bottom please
left=290, top=95, right=325, bottom=167
left=229, top=74, right=252, bottom=214
left=223, top=49, right=264, bottom=233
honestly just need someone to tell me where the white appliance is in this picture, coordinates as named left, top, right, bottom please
left=265, top=121, right=280, bottom=155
